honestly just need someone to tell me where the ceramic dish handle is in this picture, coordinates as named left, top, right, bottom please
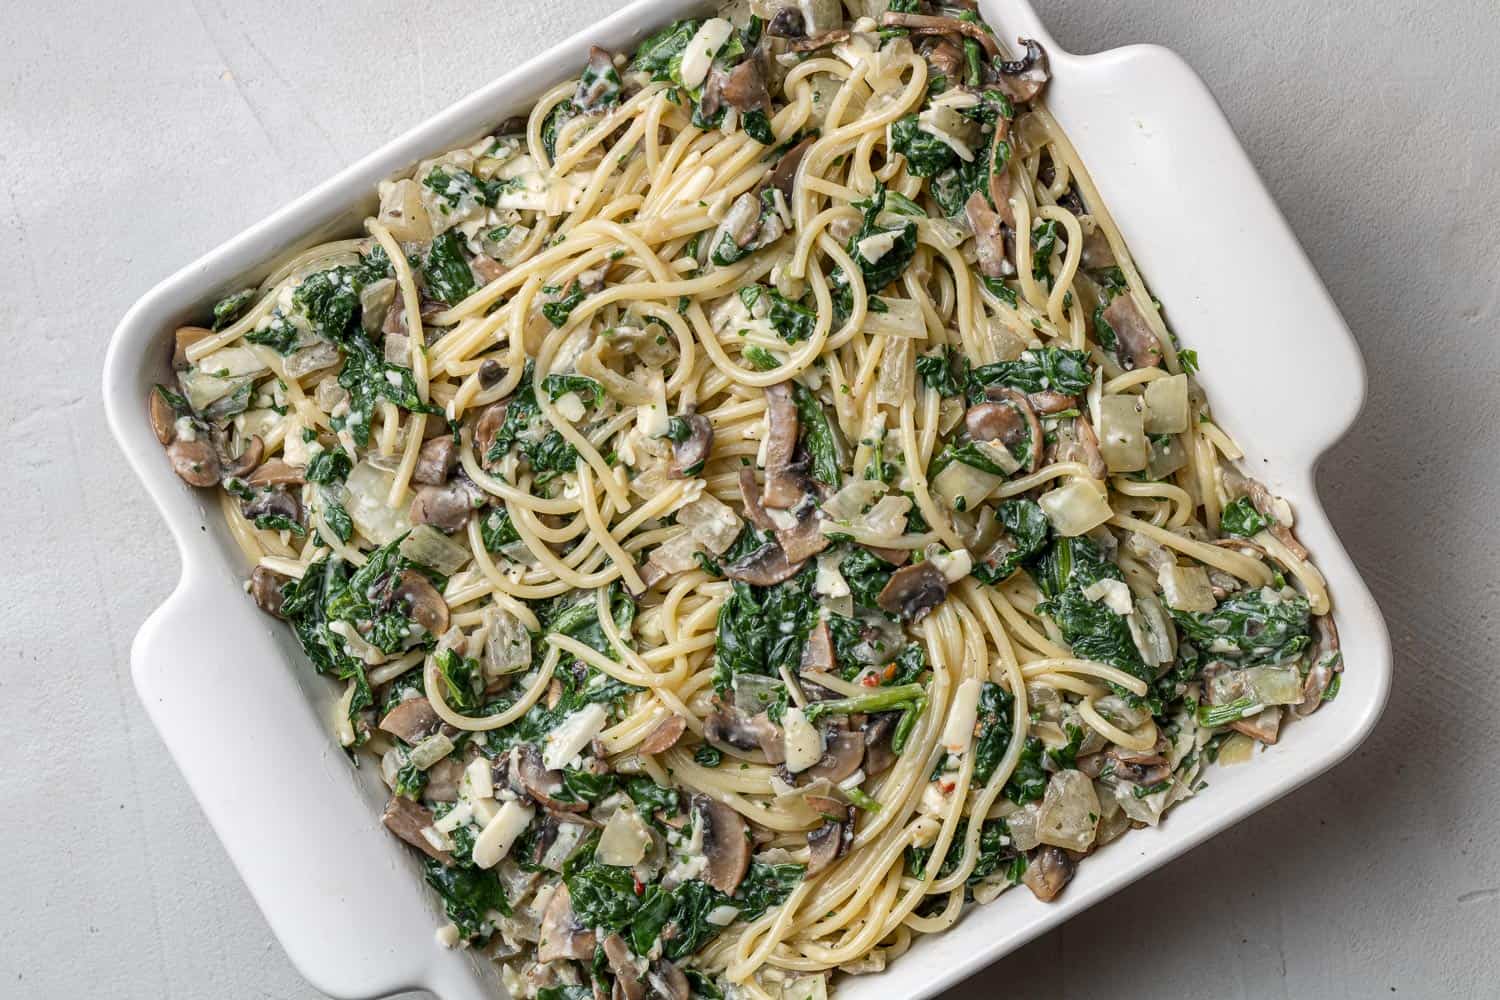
left=132, top=564, right=494, bottom=1000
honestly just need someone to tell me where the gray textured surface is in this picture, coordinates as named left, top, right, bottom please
left=2, top=0, right=1495, bottom=997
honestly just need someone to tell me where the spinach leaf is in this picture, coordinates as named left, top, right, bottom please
left=542, top=280, right=588, bottom=327
left=423, top=858, right=510, bottom=942
left=741, top=284, right=817, bottom=343
left=713, top=558, right=818, bottom=692
left=630, top=19, right=701, bottom=82
left=1031, top=219, right=1061, bottom=283
left=972, top=681, right=1013, bottom=784
left=483, top=361, right=579, bottom=484
left=839, top=547, right=895, bottom=610
left=969, top=347, right=1092, bottom=400
left=422, top=230, right=476, bottom=305
left=1171, top=590, right=1312, bottom=667
left=244, top=314, right=299, bottom=354
left=1003, top=737, right=1048, bottom=804
left=890, top=115, right=956, bottom=176
left=915, top=347, right=969, bottom=397
left=971, top=499, right=1049, bottom=584
left=1030, top=535, right=1122, bottom=598
left=211, top=288, right=256, bottom=331
left=792, top=382, right=841, bottom=488
left=305, top=446, right=352, bottom=485
left=625, top=777, right=681, bottom=816
left=558, top=769, right=618, bottom=804
left=847, top=184, right=917, bottom=293
left=480, top=506, right=519, bottom=551
left=542, top=372, right=604, bottom=407
left=333, top=338, right=446, bottom=448
left=1220, top=496, right=1269, bottom=538
left=1037, top=583, right=1146, bottom=680
left=434, top=648, right=483, bottom=712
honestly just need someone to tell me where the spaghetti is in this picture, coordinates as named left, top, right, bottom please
left=145, top=5, right=1343, bottom=998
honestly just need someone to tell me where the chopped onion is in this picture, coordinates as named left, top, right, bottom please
left=1035, top=770, right=1100, bottom=852
left=932, top=460, right=1002, bottom=511
left=1098, top=395, right=1147, bottom=472
left=1143, top=374, right=1189, bottom=434
left=1038, top=479, right=1112, bottom=536
left=345, top=461, right=414, bottom=544
left=401, top=524, right=472, bottom=576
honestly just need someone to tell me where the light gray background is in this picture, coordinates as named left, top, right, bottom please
left=2, top=0, right=1494, bottom=997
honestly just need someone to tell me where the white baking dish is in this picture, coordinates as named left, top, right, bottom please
left=101, top=2, right=1392, bottom=997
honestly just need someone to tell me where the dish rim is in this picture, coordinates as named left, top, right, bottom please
left=100, top=2, right=1392, bottom=997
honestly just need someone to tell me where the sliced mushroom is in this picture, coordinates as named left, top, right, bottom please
left=477, top=358, right=505, bottom=388
left=1028, top=390, right=1078, bottom=415
left=737, top=467, right=779, bottom=532
left=775, top=495, right=830, bottom=563
left=1080, top=226, right=1116, bottom=270
left=379, top=696, right=441, bottom=744
left=148, top=388, right=177, bottom=444
left=800, top=619, right=837, bottom=675
left=965, top=190, right=1010, bottom=279
left=877, top=561, right=949, bottom=621
left=1021, top=844, right=1075, bottom=902
left=806, top=800, right=852, bottom=875
left=603, top=934, right=645, bottom=1000
left=574, top=46, right=619, bottom=111
left=861, top=543, right=910, bottom=567
left=410, top=480, right=479, bottom=533
left=722, top=47, right=771, bottom=115
left=242, top=486, right=301, bottom=527
left=704, top=705, right=784, bottom=764
left=509, top=743, right=587, bottom=814
left=249, top=566, right=290, bottom=618
left=880, top=12, right=999, bottom=58
left=861, top=713, right=898, bottom=776
left=995, top=38, right=1050, bottom=103
left=990, top=133, right=1016, bottom=229
left=381, top=795, right=453, bottom=865
left=694, top=795, right=751, bottom=895
left=766, top=135, right=817, bottom=203
left=761, top=382, right=803, bottom=508
left=1049, top=415, right=1107, bottom=480
left=412, top=435, right=459, bottom=485
left=804, top=725, right=865, bottom=784
left=765, top=7, right=804, bottom=37
left=246, top=458, right=305, bottom=488
left=639, top=713, right=688, bottom=755
left=979, top=386, right=1042, bottom=473
left=1101, top=294, right=1164, bottom=371
left=423, top=756, right=462, bottom=802
left=667, top=411, right=713, bottom=478
left=723, top=540, right=805, bottom=586
left=475, top=400, right=509, bottom=468
left=392, top=568, right=450, bottom=636
left=1224, top=471, right=1309, bottom=561
left=222, top=434, right=264, bottom=480
left=647, top=960, right=690, bottom=1000
left=918, top=35, right=965, bottom=82
left=1297, top=615, right=1341, bottom=716
left=787, top=29, right=851, bottom=52
left=167, top=437, right=221, bottom=487
left=537, top=884, right=596, bottom=962
left=172, top=326, right=213, bottom=370
left=1231, top=706, right=1284, bottom=745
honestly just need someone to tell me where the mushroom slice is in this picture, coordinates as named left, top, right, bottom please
left=249, top=566, right=290, bottom=618
left=221, top=434, right=264, bottom=480
left=647, top=960, right=690, bottom=1000
left=1101, top=294, right=1164, bottom=371
left=918, top=35, right=965, bottom=82
left=1021, top=844, right=1075, bottom=902
left=806, top=800, right=852, bottom=875
left=1297, top=615, right=1341, bottom=716
left=804, top=725, right=865, bottom=784
left=979, top=386, right=1042, bottom=473
left=1028, top=390, right=1078, bottom=415
left=537, top=884, right=596, bottom=962
left=1223, top=470, right=1309, bottom=561
left=392, top=568, right=450, bottom=636
left=879, top=12, right=1000, bottom=58
left=861, top=543, right=910, bottom=567
left=965, top=190, right=1010, bottom=279
left=861, top=713, right=898, bottom=777
left=1231, top=706, right=1284, bottom=745
left=995, top=38, right=1050, bottom=103
left=381, top=795, right=453, bottom=865
left=167, top=437, right=221, bottom=487
left=379, top=696, right=441, bottom=744
left=787, top=29, right=851, bottom=52
left=511, top=743, right=587, bottom=814
left=877, top=561, right=950, bottom=622
left=639, top=713, right=688, bottom=755
left=766, top=135, right=817, bottom=203
left=1049, top=415, right=1107, bottom=480
left=694, top=795, right=751, bottom=895
left=410, top=479, right=481, bottom=534
left=602, top=934, right=645, bottom=1000
left=775, top=495, right=830, bottom=563
left=704, top=705, right=784, bottom=764
left=574, top=46, right=619, bottom=112
left=1080, top=226, right=1115, bottom=270
left=412, top=435, right=458, bottom=486
left=172, top=326, right=213, bottom=370
left=246, top=458, right=306, bottom=488
left=148, top=387, right=177, bottom=444
left=667, top=411, right=714, bottom=479
left=721, top=46, right=771, bottom=115
left=475, top=400, right=509, bottom=469
left=765, top=8, right=805, bottom=37
left=723, top=539, right=805, bottom=586
left=761, top=383, right=803, bottom=508
left=737, top=467, right=779, bottom=532
left=799, top=619, right=837, bottom=675
left=241, top=486, right=302, bottom=528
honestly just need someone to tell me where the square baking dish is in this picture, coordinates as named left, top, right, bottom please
left=101, top=2, right=1392, bottom=997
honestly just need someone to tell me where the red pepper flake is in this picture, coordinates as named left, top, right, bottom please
left=939, top=780, right=955, bottom=794
left=861, top=671, right=880, bottom=688
left=633, top=877, right=645, bottom=896
left=882, top=662, right=898, bottom=682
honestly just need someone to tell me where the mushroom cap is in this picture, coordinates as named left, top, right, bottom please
left=538, top=884, right=597, bottom=962
left=380, top=795, right=453, bottom=865
left=246, top=458, right=306, bottom=488
left=639, top=713, right=688, bottom=755
left=723, top=539, right=805, bottom=587
left=509, top=743, right=587, bottom=814
left=804, top=726, right=865, bottom=784
left=222, top=434, right=265, bottom=480
left=409, top=481, right=478, bottom=534
left=167, top=437, right=221, bottom=487
left=694, top=795, right=751, bottom=896
left=602, top=934, right=645, bottom=1000
left=667, top=411, right=714, bottom=479
left=378, top=696, right=442, bottom=745
left=760, top=382, right=803, bottom=509
left=393, top=568, right=451, bottom=636
left=412, top=434, right=459, bottom=486
left=876, top=561, right=950, bottom=622
left=1022, top=844, right=1076, bottom=902
left=249, top=566, right=290, bottom=619
left=806, top=804, right=853, bottom=875
left=1101, top=293, right=1164, bottom=371
left=148, top=388, right=176, bottom=445
left=647, top=960, right=690, bottom=1000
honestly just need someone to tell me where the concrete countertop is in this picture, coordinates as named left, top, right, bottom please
left=2, top=1, right=1495, bottom=997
